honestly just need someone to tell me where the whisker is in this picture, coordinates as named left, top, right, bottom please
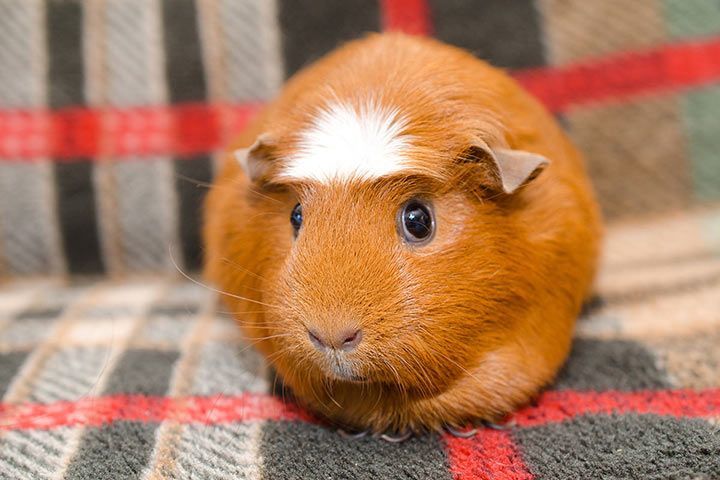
left=219, top=257, right=269, bottom=282
left=214, top=309, right=266, bottom=315
left=246, top=186, right=283, bottom=204
left=169, top=246, right=279, bottom=309
left=174, top=172, right=214, bottom=189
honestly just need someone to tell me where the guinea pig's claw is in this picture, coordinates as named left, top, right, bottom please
left=379, top=430, right=413, bottom=443
left=337, top=428, right=369, bottom=439
left=483, top=418, right=517, bottom=431
left=445, top=426, right=478, bottom=438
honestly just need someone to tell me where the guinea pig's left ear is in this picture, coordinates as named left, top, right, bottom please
left=234, top=133, right=274, bottom=182
left=467, top=142, right=550, bottom=194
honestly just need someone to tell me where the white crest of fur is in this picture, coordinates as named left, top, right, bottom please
left=281, top=100, right=411, bottom=182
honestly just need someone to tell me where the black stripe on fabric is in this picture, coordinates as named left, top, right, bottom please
left=102, top=349, right=179, bottom=396
left=259, top=422, right=453, bottom=479
left=54, top=162, right=104, bottom=274
left=428, top=0, right=546, bottom=69
left=553, top=338, right=670, bottom=391
left=161, top=0, right=212, bottom=270
left=278, top=0, right=381, bottom=78
left=161, top=0, right=206, bottom=102
left=579, top=294, right=605, bottom=316
left=47, top=1, right=104, bottom=274
left=514, top=414, right=720, bottom=478
left=46, top=0, right=84, bottom=108
left=14, top=306, right=64, bottom=321
left=0, top=351, right=30, bottom=399
left=63, top=422, right=158, bottom=480
left=174, top=155, right=212, bottom=270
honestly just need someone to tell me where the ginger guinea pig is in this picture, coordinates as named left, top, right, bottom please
left=203, top=33, right=602, bottom=434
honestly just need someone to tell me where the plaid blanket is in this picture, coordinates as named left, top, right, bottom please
left=2, top=0, right=720, bottom=478
left=1, top=207, right=719, bottom=479
left=1, top=0, right=720, bottom=277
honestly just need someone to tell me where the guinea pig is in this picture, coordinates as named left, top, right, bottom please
left=203, top=33, right=602, bottom=434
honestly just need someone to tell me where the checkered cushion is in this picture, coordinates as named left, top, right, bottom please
left=1, top=207, right=719, bottom=479
left=1, top=0, right=719, bottom=276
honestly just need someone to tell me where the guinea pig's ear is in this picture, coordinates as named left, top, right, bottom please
left=234, top=133, right=274, bottom=182
left=465, top=142, right=550, bottom=194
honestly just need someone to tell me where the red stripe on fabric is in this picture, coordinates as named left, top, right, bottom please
left=444, top=429, right=533, bottom=480
left=510, top=389, right=720, bottom=427
left=2, top=37, right=720, bottom=161
left=379, top=0, right=433, bottom=35
left=0, top=102, right=262, bottom=160
left=443, top=389, right=720, bottom=479
left=1, top=389, right=718, bottom=433
left=50, top=107, right=101, bottom=158
left=0, top=393, right=313, bottom=431
left=515, top=36, right=720, bottom=112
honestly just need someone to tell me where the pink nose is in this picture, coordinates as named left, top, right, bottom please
left=308, top=327, right=362, bottom=352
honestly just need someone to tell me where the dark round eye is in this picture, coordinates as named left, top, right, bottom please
left=399, top=200, right=434, bottom=244
left=290, top=203, right=303, bottom=235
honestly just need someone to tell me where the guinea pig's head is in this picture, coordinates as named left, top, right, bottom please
left=225, top=99, right=549, bottom=399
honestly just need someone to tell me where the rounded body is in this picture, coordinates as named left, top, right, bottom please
left=204, top=33, right=602, bottom=433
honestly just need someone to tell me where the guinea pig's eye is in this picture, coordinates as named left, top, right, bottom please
left=290, top=203, right=303, bottom=236
left=398, top=199, right=434, bottom=244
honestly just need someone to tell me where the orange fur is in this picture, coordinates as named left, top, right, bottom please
left=203, top=33, right=602, bottom=433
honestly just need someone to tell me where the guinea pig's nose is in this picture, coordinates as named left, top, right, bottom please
left=307, top=327, right=362, bottom=352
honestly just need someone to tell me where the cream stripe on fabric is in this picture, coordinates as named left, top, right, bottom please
left=197, top=0, right=283, bottom=106
left=0, top=0, right=64, bottom=276
left=195, top=0, right=227, bottom=173
left=0, top=279, right=62, bottom=333
left=174, top=423, right=265, bottom=480
left=140, top=287, right=229, bottom=480
left=83, top=0, right=121, bottom=274
left=536, top=0, right=666, bottom=65
left=197, top=0, right=284, bottom=172
left=217, top=0, right=283, bottom=102
left=601, top=209, right=714, bottom=271
left=87, top=0, right=179, bottom=275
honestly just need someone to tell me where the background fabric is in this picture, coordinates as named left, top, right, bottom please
left=1, top=208, right=719, bottom=478
left=0, top=0, right=719, bottom=277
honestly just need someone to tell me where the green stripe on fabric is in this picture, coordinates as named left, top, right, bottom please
left=700, top=208, right=720, bottom=255
left=662, top=0, right=720, bottom=39
left=682, top=85, right=720, bottom=201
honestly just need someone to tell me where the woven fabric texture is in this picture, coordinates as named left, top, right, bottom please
left=1, top=1, right=720, bottom=478
left=1, top=0, right=720, bottom=276
left=1, top=206, right=720, bottom=478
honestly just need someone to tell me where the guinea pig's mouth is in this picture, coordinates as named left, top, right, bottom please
left=319, top=353, right=367, bottom=383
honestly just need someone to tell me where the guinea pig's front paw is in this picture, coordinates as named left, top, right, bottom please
left=336, top=427, right=414, bottom=443
left=443, top=418, right=516, bottom=437
left=336, top=428, right=369, bottom=439
left=378, top=430, right=413, bottom=443
left=337, top=425, right=487, bottom=442
left=482, top=418, right=516, bottom=430
left=444, top=425, right=478, bottom=438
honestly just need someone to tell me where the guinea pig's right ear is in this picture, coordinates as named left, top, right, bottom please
left=234, top=133, right=274, bottom=182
